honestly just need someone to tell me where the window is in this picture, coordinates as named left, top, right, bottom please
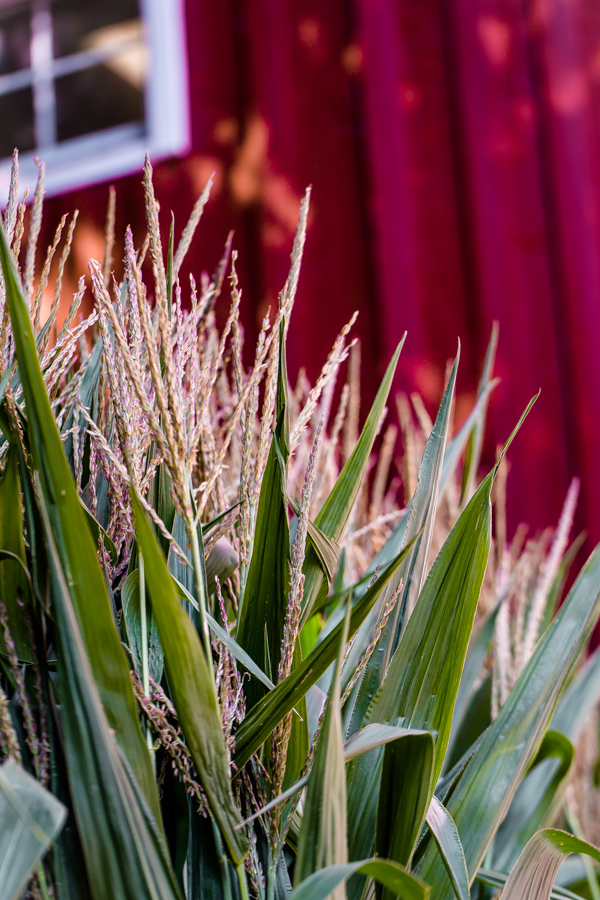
left=0, top=0, right=189, bottom=197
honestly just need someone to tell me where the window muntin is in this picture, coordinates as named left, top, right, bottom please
left=0, top=0, right=188, bottom=197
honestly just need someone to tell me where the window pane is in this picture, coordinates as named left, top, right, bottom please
left=0, top=10, right=30, bottom=75
left=55, top=58, right=144, bottom=142
left=52, top=0, right=141, bottom=59
left=0, top=87, right=35, bottom=156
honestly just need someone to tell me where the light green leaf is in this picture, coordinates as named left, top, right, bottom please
left=121, top=569, right=164, bottom=684
left=460, top=322, right=498, bottom=503
left=0, top=760, right=66, bottom=900
left=346, top=350, right=459, bottom=736
left=294, top=606, right=349, bottom=892
left=290, top=859, right=429, bottom=900
left=300, top=338, right=405, bottom=626
left=133, top=494, right=248, bottom=866
left=347, top=399, right=537, bottom=875
left=425, top=797, right=469, bottom=900
left=416, top=541, right=600, bottom=895
left=0, top=222, right=160, bottom=821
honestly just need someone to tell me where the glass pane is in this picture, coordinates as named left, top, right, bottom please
left=55, top=56, right=144, bottom=142
left=0, top=11, right=30, bottom=75
left=0, top=87, right=35, bottom=157
left=52, top=0, right=140, bottom=59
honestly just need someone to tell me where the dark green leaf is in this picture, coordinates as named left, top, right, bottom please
left=233, top=535, right=419, bottom=769
left=0, top=222, right=160, bottom=820
left=37, top=483, right=182, bottom=900
left=0, top=443, right=33, bottom=662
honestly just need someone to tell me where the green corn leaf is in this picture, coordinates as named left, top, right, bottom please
left=0, top=760, right=66, bottom=900
left=416, top=540, right=600, bottom=895
left=237, top=725, right=434, bottom=831
left=0, top=223, right=160, bottom=822
left=290, top=859, right=429, bottom=900
left=121, top=569, right=164, bottom=684
left=425, top=797, right=469, bottom=900
left=0, top=442, right=33, bottom=662
left=360, top=373, right=497, bottom=589
left=294, top=606, right=349, bottom=891
left=37, top=482, right=182, bottom=900
left=346, top=351, right=459, bottom=736
left=132, top=493, right=249, bottom=866
left=288, top=495, right=340, bottom=585
left=460, top=322, right=498, bottom=504
left=233, top=535, right=419, bottom=769
left=444, top=598, right=503, bottom=769
left=236, top=322, right=291, bottom=710
left=375, top=730, right=434, bottom=877
left=346, top=398, right=536, bottom=873
left=501, top=829, right=600, bottom=900
left=300, top=338, right=405, bottom=626
left=346, top=473, right=493, bottom=870
left=493, top=730, right=575, bottom=872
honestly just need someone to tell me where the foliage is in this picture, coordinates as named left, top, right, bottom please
left=0, top=151, right=600, bottom=900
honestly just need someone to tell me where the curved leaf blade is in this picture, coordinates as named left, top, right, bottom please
left=502, top=829, right=600, bottom=900
left=290, top=859, right=429, bottom=900
left=425, top=797, right=469, bottom=900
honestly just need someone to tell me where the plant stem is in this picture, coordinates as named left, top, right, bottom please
left=237, top=862, right=250, bottom=900
left=211, top=816, right=233, bottom=900
left=188, top=517, right=216, bottom=690
left=138, top=549, right=153, bottom=751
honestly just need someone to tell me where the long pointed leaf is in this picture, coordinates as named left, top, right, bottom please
left=347, top=351, right=459, bottom=735
left=294, top=607, right=349, bottom=891
left=425, top=797, right=469, bottom=900
left=290, top=859, right=428, bottom=900
left=233, top=535, right=420, bottom=769
left=0, top=223, right=159, bottom=820
left=37, top=482, right=182, bottom=900
left=0, top=443, right=33, bottom=661
left=133, top=494, right=248, bottom=866
left=416, top=541, right=600, bottom=894
left=300, top=338, right=405, bottom=625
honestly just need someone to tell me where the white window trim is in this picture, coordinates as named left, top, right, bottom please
left=0, top=0, right=190, bottom=200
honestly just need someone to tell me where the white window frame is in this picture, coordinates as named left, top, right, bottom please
left=0, top=0, right=189, bottom=199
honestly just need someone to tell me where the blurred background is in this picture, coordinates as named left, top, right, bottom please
left=1, top=0, right=599, bottom=547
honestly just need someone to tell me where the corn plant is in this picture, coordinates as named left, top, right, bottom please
left=1, top=150, right=600, bottom=900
